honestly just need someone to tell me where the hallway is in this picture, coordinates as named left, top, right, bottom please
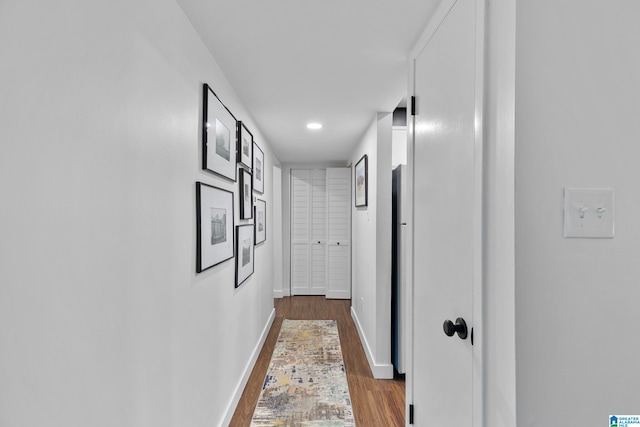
left=230, top=296, right=405, bottom=426
left=4, top=1, right=640, bottom=426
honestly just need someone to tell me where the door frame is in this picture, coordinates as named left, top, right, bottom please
left=405, top=0, right=486, bottom=425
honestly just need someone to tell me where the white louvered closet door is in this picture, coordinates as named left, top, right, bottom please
left=291, top=170, right=311, bottom=295
left=309, top=170, right=327, bottom=294
left=290, top=169, right=327, bottom=295
left=326, top=168, right=351, bottom=299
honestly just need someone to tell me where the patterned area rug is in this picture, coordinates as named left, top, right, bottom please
left=250, top=319, right=355, bottom=426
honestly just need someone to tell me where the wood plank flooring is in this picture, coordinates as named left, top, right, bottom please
left=229, top=296, right=405, bottom=426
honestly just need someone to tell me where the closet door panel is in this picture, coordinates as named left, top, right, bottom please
left=291, top=170, right=311, bottom=295
left=291, top=170, right=310, bottom=243
left=327, top=168, right=350, bottom=243
left=326, top=168, right=351, bottom=299
left=310, top=170, right=327, bottom=294
left=310, top=243, right=327, bottom=294
left=327, top=244, right=350, bottom=299
left=310, top=170, right=327, bottom=242
left=291, top=244, right=310, bottom=295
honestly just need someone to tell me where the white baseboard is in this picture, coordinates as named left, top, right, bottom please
left=326, top=290, right=351, bottom=299
left=350, top=307, right=394, bottom=379
left=220, top=308, right=275, bottom=426
left=273, top=288, right=291, bottom=298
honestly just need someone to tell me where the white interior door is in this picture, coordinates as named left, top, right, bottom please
left=411, top=0, right=484, bottom=425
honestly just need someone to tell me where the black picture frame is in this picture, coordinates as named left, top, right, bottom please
left=254, top=199, right=266, bottom=245
left=237, top=121, right=253, bottom=169
left=202, top=84, right=237, bottom=181
left=253, top=142, right=265, bottom=194
left=354, top=154, right=368, bottom=207
left=196, top=182, right=235, bottom=273
left=239, top=168, right=253, bottom=219
left=235, top=224, right=255, bottom=287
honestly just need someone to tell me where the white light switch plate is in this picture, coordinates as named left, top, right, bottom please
left=563, top=188, right=615, bottom=238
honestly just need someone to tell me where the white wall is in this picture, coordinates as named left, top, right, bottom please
left=515, top=0, right=640, bottom=424
left=392, top=126, right=408, bottom=168
left=273, top=166, right=283, bottom=296
left=351, top=120, right=379, bottom=373
left=0, top=1, right=277, bottom=426
left=483, top=0, right=517, bottom=425
left=350, top=113, right=394, bottom=379
left=279, top=162, right=347, bottom=298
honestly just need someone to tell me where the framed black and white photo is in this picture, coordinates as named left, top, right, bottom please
left=196, top=182, right=234, bottom=273
left=253, top=142, right=265, bottom=194
left=237, top=121, right=253, bottom=169
left=235, top=224, right=255, bottom=287
left=202, top=84, right=237, bottom=181
left=254, top=199, right=266, bottom=245
left=354, top=154, right=368, bottom=207
left=239, top=168, right=253, bottom=219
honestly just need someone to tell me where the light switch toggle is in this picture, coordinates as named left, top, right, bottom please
left=578, top=206, right=588, bottom=218
left=597, top=207, right=607, bottom=217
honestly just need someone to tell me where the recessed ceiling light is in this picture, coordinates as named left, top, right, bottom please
left=306, top=122, right=322, bottom=130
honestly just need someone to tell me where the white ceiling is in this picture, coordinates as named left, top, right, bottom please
left=177, top=0, right=440, bottom=163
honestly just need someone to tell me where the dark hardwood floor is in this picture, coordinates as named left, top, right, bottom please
left=229, top=296, right=405, bottom=426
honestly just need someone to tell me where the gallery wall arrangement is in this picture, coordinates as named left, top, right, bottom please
left=197, top=83, right=267, bottom=288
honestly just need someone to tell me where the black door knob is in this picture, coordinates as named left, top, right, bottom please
left=443, top=317, right=468, bottom=340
